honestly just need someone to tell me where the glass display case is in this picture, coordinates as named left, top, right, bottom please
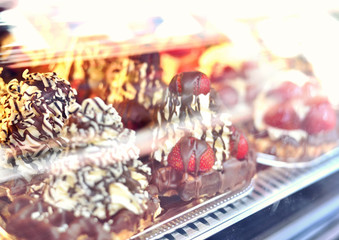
left=0, top=1, right=339, bottom=239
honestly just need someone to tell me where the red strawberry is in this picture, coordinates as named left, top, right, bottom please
left=169, top=72, right=210, bottom=96
left=196, top=73, right=210, bottom=95
left=302, top=96, right=336, bottom=134
left=176, top=74, right=182, bottom=93
left=268, top=81, right=302, bottom=101
left=230, top=126, right=249, bottom=160
left=167, top=137, right=215, bottom=173
left=264, top=103, right=301, bottom=130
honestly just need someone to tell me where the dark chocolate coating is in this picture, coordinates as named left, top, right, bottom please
left=151, top=150, right=256, bottom=201
left=167, top=71, right=206, bottom=122
left=5, top=194, right=159, bottom=240
left=114, top=99, right=152, bottom=130
left=153, top=71, right=256, bottom=201
left=179, top=137, right=210, bottom=175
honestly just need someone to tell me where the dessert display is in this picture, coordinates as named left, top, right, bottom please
left=150, top=71, right=256, bottom=201
left=244, top=70, right=338, bottom=162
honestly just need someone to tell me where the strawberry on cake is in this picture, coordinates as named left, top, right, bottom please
left=245, top=70, right=338, bottom=162
left=151, top=71, right=256, bottom=201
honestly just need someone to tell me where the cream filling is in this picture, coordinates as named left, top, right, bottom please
left=254, top=83, right=310, bottom=142
left=44, top=165, right=147, bottom=220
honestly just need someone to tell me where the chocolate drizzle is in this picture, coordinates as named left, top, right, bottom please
left=151, top=150, right=256, bottom=201
left=151, top=71, right=256, bottom=201
left=179, top=137, right=209, bottom=175
left=167, top=71, right=206, bottom=123
left=62, top=97, right=123, bottom=148
left=152, top=71, right=235, bottom=165
left=0, top=71, right=80, bottom=166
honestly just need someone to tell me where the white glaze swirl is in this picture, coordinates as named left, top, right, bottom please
left=153, top=89, right=232, bottom=170
left=0, top=70, right=80, bottom=172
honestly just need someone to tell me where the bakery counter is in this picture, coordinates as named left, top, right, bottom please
left=132, top=148, right=339, bottom=240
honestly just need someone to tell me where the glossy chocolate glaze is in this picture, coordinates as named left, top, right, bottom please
left=5, top=196, right=111, bottom=240
left=152, top=71, right=256, bottom=201
left=154, top=72, right=228, bottom=164
left=151, top=150, right=256, bottom=201
left=180, top=137, right=209, bottom=175
left=114, top=99, right=152, bottom=130
left=5, top=191, right=160, bottom=240
left=167, top=71, right=206, bottom=122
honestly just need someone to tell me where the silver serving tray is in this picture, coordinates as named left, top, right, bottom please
left=132, top=182, right=254, bottom=240
left=256, top=147, right=339, bottom=168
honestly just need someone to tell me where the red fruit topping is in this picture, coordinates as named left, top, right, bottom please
left=219, top=85, right=239, bottom=107
left=302, top=96, right=336, bottom=134
left=230, top=126, right=249, bottom=160
left=264, top=103, right=301, bottom=130
left=167, top=137, right=215, bottom=173
left=196, top=73, right=210, bottom=95
left=169, top=72, right=210, bottom=96
left=176, top=74, right=182, bottom=93
left=268, top=81, right=302, bottom=100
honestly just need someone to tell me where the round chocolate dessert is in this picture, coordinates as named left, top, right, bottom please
left=0, top=70, right=80, bottom=175
left=151, top=71, right=256, bottom=201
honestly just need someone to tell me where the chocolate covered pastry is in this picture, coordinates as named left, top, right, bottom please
left=58, top=96, right=141, bottom=171
left=62, top=97, right=123, bottom=148
left=0, top=79, right=161, bottom=239
left=245, top=70, right=338, bottom=162
left=3, top=147, right=160, bottom=240
left=151, top=71, right=256, bottom=201
left=0, top=70, right=80, bottom=176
